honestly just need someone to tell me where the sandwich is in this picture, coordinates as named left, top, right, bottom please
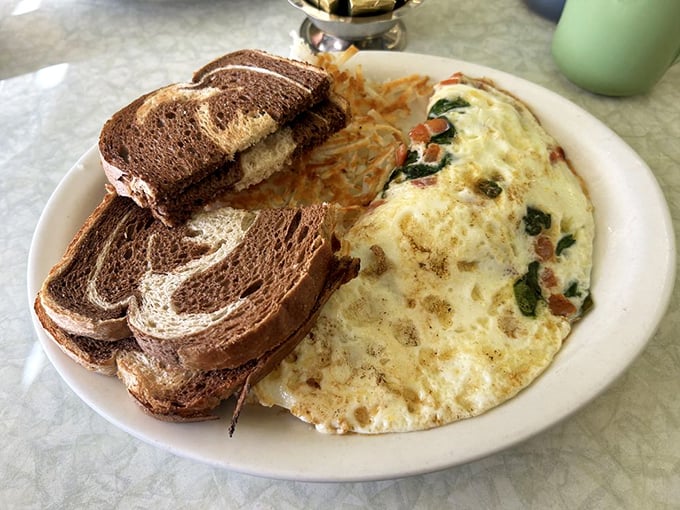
left=35, top=190, right=359, bottom=427
left=99, top=49, right=349, bottom=226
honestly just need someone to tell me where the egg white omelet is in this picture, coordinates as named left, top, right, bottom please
left=253, top=73, right=595, bottom=434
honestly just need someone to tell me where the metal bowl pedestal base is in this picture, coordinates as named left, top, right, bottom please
left=299, top=17, right=407, bottom=53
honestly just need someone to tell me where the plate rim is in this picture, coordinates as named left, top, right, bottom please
left=27, top=50, right=676, bottom=482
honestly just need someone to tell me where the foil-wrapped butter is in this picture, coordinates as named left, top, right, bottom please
left=348, top=0, right=396, bottom=15
left=310, top=0, right=341, bottom=13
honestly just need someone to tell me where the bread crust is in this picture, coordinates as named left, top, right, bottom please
left=34, top=296, right=135, bottom=376
left=38, top=191, right=143, bottom=340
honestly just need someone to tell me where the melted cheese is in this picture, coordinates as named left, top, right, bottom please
left=254, top=76, right=594, bottom=434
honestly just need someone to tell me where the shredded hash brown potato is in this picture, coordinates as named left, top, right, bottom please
left=215, top=47, right=432, bottom=224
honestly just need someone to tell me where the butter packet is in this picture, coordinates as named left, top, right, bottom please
left=309, top=0, right=341, bottom=14
left=348, top=0, right=396, bottom=16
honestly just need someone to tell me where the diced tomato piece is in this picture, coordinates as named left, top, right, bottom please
left=439, top=78, right=461, bottom=86
left=395, top=143, right=408, bottom=166
left=411, top=175, right=438, bottom=188
left=423, top=143, right=441, bottom=163
left=549, top=146, right=566, bottom=163
left=540, top=267, right=558, bottom=289
left=548, top=294, right=577, bottom=317
left=424, top=117, right=450, bottom=136
left=534, top=234, right=554, bottom=262
left=439, top=72, right=463, bottom=86
left=409, top=123, right=430, bottom=143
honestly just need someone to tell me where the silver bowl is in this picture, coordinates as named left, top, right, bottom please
left=288, top=0, right=426, bottom=53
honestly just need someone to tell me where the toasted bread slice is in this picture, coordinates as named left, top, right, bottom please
left=99, top=49, right=346, bottom=226
left=148, top=95, right=349, bottom=226
left=34, top=236, right=358, bottom=425
left=128, top=203, right=359, bottom=370
left=34, top=296, right=137, bottom=376
left=38, top=192, right=154, bottom=341
left=34, top=297, right=294, bottom=424
left=37, top=191, right=359, bottom=371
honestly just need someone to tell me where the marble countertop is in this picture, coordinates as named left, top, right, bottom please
left=2, top=0, right=679, bottom=507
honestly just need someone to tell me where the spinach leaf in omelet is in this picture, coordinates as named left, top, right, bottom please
left=429, top=119, right=456, bottom=144
left=384, top=153, right=453, bottom=190
left=427, top=97, right=471, bottom=119
left=475, top=179, right=503, bottom=198
left=556, top=234, right=576, bottom=255
left=523, top=207, right=551, bottom=236
left=514, top=261, right=542, bottom=317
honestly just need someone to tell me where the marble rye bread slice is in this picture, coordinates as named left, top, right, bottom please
left=34, top=296, right=139, bottom=377
left=99, top=49, right=340, bottom=225
left=37, top=190, right=360, bottom=371
left=149, top=95, right=349, bottom=226
left=128, top=201, right=360, bottom=371
left=33, top=296, right=324, bottom=428
left=38, top=191, right=155, bottom=341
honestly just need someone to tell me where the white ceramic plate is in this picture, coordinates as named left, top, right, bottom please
left=27, top=52, right=675, bottom=482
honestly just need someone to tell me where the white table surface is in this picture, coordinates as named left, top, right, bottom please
left=2, top=0, right=679, bottom=507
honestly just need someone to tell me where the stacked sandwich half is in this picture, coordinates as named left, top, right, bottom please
left=34, top=50, right=359, bottom=431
